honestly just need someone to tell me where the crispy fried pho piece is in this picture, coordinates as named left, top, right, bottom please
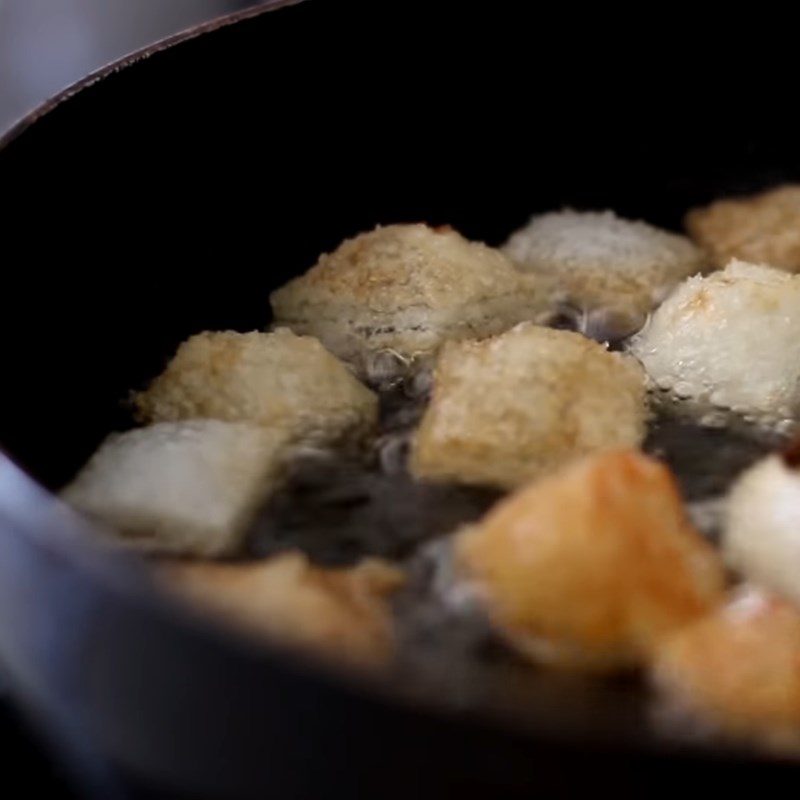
left=686, top=185, right=800, bottom=272
left=653, top=587, right=800, bottom=753
left=629, top=260, right=800, bottom=429
left=62, top=420, right=290, bottom=557
left=271, top=224, right=547, bottom=377
left=134, top=329, right=377, bottom=445
left=411, top=324, right=646, bottom=489
left=723, top=449, right=800, bottom=604
left=503, top=210, right=704, bottom=340
left=456, top=451, right=725, bottom=670
left=159, top=552, right=405, bottom=667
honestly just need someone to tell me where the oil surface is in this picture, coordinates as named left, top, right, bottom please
left=245, top=363, right=788, bottom=740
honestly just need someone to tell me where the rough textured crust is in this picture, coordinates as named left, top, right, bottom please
left=61, top=420, right=289, bottom=557
left=723, top=454, right=800, bottom=604
left=502, top=210, right=705, bottom=340
left=652, top=587, right=800, bottom=753
left=628, top=260, right=800, bottom=428
left=158, top=552, right=405, bottom=667
left=270, top=224, right=548, bottom=370
left=456, top=450, right=726, bottom=671
left=134, top=328, right=378, bottom=445
left=410, top=324, right=647, bottom=489
left=686, top=185, right=800, bottom=272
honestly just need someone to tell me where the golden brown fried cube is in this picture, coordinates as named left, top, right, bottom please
left=456, top=450, right=725, bottom=671
left=503, top=210, right=705, bottom=340
left=410, top=324, right=647, bottom=489
left=270, top=224, right=548, bottom=375
left=653, top=587, right=800, bottom=753
left=686, top=185, right=800, bottom=272
left=134, top=328, right=377, bottom=446
left=159, top=552, right=405, bottom=668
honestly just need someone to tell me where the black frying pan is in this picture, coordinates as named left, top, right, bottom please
left=0, top=1, right=799, bottom=797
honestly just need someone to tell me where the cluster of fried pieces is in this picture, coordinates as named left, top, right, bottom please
left=63, top=185, right=800, bottom=752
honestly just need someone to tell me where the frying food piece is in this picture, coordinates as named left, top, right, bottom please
left=61, top=420, right=289, bottom=557
left=410, top=324, right=647, bottom=489
left=134, top=329, right=377, bottom=446
left=628, top=260, right=800, bottom=429
left=502, top=210, right=704, bottom=341
left=159, top=552, right=405, bottom=667
left=722, top=448, right=800, bottom=604
left=270, top=224, right=547, bottom=379
left=653, top=587, right=800, bottom=753
left=686, top=185, right=800, bottom=272
left=455, top=450, right=726, bottom=670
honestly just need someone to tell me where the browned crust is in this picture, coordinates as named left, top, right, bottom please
left=685, top=185, right=800, bottom=272
left=158, top=552, right=405, bottom=667
left=456, top=450, right=726, bottom=669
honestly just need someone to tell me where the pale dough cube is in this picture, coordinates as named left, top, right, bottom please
left=134, top=328, right=377, bottom=445
left=456, top=450, right=725, bottom=671
left=159, top=552, right=405, bottom=667
left=686, top=185, right=800, bottom=272
left=653, top=587, right=800, bottom=753
left=61, top=420, right=289, bottom=557
left=722, top=448, right=800, bottom=604
left=270, top=224, right=548, bottom=375
left=628, top=260, right=800, bottom=428
left=502, top=210, right=705, bottom=340
left=410, top=324, right=647, bottom=489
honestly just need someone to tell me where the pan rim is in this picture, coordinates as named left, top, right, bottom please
left=0, top=0, right=306, bottom=153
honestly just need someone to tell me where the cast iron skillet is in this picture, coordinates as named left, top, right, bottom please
left=0, top=1, right=799, bottom=797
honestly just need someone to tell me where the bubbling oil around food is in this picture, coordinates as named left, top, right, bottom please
left=243, top=343, right=791, bottom=730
